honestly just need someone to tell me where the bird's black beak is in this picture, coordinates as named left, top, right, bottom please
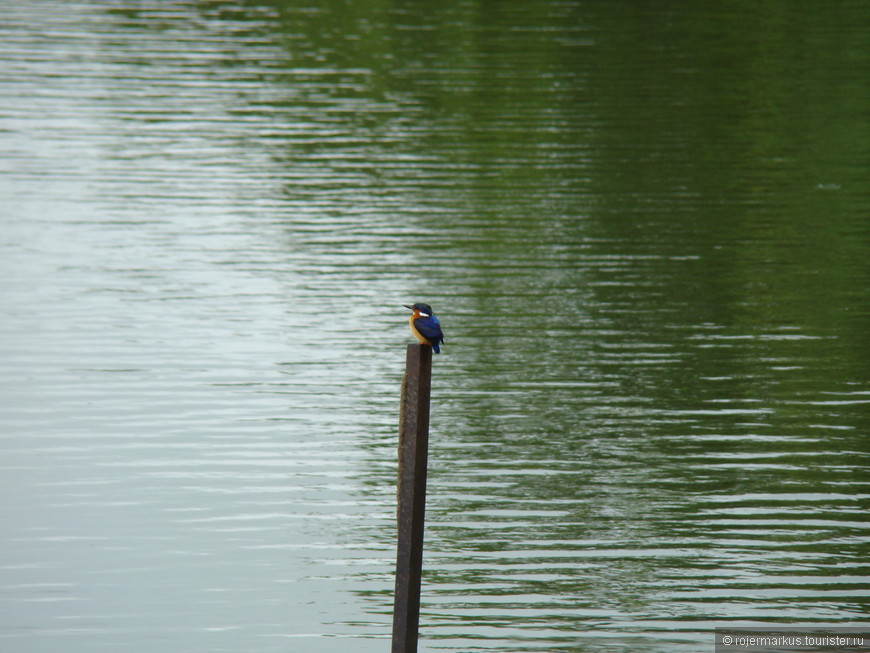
left=403, top=304, right=413, bottom=310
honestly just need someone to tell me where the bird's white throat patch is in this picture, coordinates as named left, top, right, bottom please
left=417, top=312, right=429, bottom=317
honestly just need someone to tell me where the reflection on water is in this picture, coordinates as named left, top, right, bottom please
left=1, top=1, right=868, bottom=652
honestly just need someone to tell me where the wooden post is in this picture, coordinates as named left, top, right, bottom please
left=392, top=344, right=433, bottom=653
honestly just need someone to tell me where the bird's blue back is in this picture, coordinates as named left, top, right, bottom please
left=414, top=314, right=444, bottom=353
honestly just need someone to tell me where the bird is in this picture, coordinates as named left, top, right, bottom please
left=403, top=303, right=445, bottom=353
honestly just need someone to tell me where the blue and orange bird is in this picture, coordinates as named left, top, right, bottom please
left=403, top=303, right=445, bottom=353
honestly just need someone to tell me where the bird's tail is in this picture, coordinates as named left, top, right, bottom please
left=432, top=343, right=440, bottom=354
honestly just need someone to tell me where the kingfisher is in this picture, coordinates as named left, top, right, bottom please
left=403, top=303, right=445, bottom=353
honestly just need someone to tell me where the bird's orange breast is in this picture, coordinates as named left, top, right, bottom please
left=408, top=312, right=428, bottom=344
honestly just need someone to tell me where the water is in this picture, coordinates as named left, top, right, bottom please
left=1, top=1, right=868, bottom=652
